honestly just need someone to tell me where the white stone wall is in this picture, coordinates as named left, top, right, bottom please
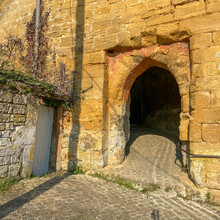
left=0, top=87, right=39, bottom=179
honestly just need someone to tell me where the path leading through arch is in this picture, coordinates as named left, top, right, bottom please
left=102, top=126, right=195, bottom=196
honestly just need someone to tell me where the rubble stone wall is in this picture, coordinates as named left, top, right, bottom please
left=0, top=0, right=220, bottom=202
left=0, top=87, right=38, bottom=179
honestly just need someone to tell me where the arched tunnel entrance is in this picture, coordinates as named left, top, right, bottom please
left=106, top=44, right=191, bottom=193
left=130, top=66, right=181, bottom=133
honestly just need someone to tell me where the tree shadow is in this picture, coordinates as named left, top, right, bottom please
left=0, top=173, right=70, bottom=219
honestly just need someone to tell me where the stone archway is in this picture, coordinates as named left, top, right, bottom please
left=130, top=66, right=181, bottom=132
left=107, top=42, right=190, bottom=165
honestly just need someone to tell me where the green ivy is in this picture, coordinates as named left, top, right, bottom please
left=0, top=64, right=73, bottom=108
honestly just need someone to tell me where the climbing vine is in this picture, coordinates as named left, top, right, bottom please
left=0, top=0, right=93, bottom=108
left=20, top=0, right=49, bottom=77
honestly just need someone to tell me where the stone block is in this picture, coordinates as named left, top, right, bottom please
left=0, top=156, right=10, bottom=165
left=175, top=1, right=205, bottom=20
left=0, top=114, right=10, bottom=123
left=77, top=117, right=105, bottom=131
left=0, top=123, right=5, bottom=131
left=10, top=115, right=26, bottom=123
left=1, top=131, right=12, bottom=138
left=189, top=124, right=201, bottom=142
left=207, top=1, right=220, bottom=14
left=181, top=94, right=189, bottom=112
left=191, top=46, right=220, bottom=64
left=206, top=160, right=220, bottom=189
left=191, top=62, right=220, bottom=80
left=179, top=116, right=189, bottom=141
left=179, top=13, right=220, bottom=35
left=146, top=0, right=170, bottom=11
left=83, top=51, right=106, bottom=65
left=12, top=126, right=36, bottom=146
left=190, top=142, right=220, bottom=155
left=13, top=105, right=26, bottom=114
left=211, top=90, right=220, bottom=107
left=146, top=13, right=174, bottom=26
left=0, top=165, right=8, bottom=178
left=156, top=22, right=182, bottom=44
left=0, top=138, right=12, bottom=147
left=117, top=32, right=131, bottom=47
left=191, top=75, right=220, bottom=92
left=0, top=103, right=13, bottom=114
left=60, top=36, right=74, bottom=48
left=61, top=148, right=77, bottom=162
left=202, top=124, right=220, bottom=143
left=190, top=159, right=206, bottom=187
left=172, top=0, right=191, bottom=5
left=141, top=27, right=157, bottom=46
left=213, top=31, right=220, bottom=46
left=210, top=189, right=220, bottom=204
left=8, top=163, right=20, bottom=177
left=21, top=145, right=34, bottom=178
left=190, top=109, right=220, bottom=123
left=13, top=94, right=27, bottom=105
left=74, top=64, right=106, bottom=79
left=11, top=152, right=20, bottom=164
left=5, top=123, right=13, bottom=130
left=0, top=90, right=12, bottom=103
left=190, top=91, right=210, bottom=110
left=190, top=33, right=212, bottom=50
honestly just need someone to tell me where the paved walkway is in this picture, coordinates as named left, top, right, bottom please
left=0, top=174, right=219, bottom=219
left=0, top=126, right=220, bottom=219
left=101, top=126, right=195, bottom=196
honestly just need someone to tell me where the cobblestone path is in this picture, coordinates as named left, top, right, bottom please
left=0, top=174, right=219, bottom=219
left=101, top=126, right=194, bottom=195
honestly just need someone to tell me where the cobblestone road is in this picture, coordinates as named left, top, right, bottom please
left=0, top=174, right=219, bottom=219
left=0, top=127, right=220, bottom=219
left=101, top=126, right=195, bottom=195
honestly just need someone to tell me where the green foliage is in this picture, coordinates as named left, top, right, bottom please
left=68, top=165, right=84, bottom=175
left=177, top=193, right=191, bottom=201
left=0, top=177, right=20, bottom=193
left=91, top=173, right=161, bottom=194
left=91, top=173, right=136, bottom=190
left=206, top=192, right=211, bottom=202
left=141, top=183, right=160, bottom=193
left=0, top=64, right=73, bottom=107
left=165, top=186, right=172, bottom=192
left=80, top=85, right=93, bottom=94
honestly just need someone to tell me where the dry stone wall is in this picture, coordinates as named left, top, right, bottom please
left=0, top=87, right=38, bottom=179
left=0, top=0, right=220, bottom=202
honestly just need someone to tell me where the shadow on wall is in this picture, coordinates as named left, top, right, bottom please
left=67, top=0, right=85, bottom=170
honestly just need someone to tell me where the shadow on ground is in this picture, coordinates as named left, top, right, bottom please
left=0, top=173, right=69, bottom=219
left=125, top=125, right=183, bottom=167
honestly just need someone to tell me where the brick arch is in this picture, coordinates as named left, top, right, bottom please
left=107, top=42, right=190, bottom=165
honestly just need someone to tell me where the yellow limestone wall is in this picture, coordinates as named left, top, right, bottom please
left=0, top=0, right=220, bottom=202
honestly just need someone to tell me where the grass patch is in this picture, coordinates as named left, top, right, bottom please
left=177, top=193, right=191, bottom=201
left=90, top=173, right=136, bottom=191
left=68, top=166, right=85, bottom=175
left=90, top=172, right=160, bottom=193
left=165, top=186, right=172, bottom=192
left=205, top=192, right=218, bottom=206
left=0, top=177, right=20, bottom=193
left=141, top=183, right=160, bottom=193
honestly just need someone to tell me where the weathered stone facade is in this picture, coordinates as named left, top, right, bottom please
left=0, top=0, right=220, bottom=202
left=0, top=87, right=38, bottom=179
